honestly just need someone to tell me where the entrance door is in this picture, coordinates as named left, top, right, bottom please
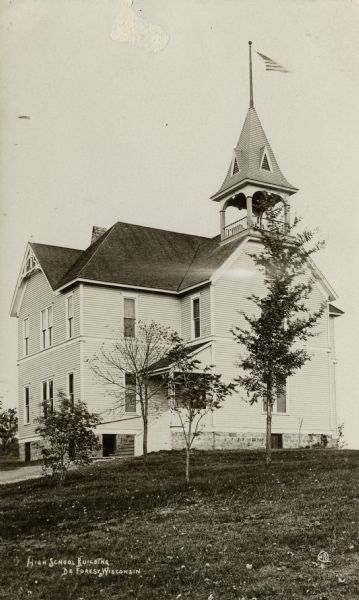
left=24, top=442, right=31, bottom=462
left=102, top=434, right=117, bottom=457
left=271, top=434, right=283, bottom=449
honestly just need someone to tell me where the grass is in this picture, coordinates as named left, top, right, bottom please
left=0, top=449, right=358, bottom=600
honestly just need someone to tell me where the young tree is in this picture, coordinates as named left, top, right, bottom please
left=0, top=405, right=18, bottom=455
left=35, top=392, right=101, bottom=482
left=167, top=340, right=235, bottom=482
left=88, top=321, right=178, bottom=459
left=232, top=201, right=325, bottom=465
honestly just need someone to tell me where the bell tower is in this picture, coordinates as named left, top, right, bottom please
left=211, top=42, right=298, bottom=242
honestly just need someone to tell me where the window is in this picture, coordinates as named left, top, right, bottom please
left=262, top=382, right=287, bottom=414
left=125, top=374, right=136, bottom=412
left=68, top=372, right=74, bottom=409
left=232, top=156, right=239, bottom=175
left=260, top=148, right=272, bottom=171
left=124, top=297, right=136, bottom=338
left=67, top=295, right=74, bottom=339
left=192, top=297, right=201, bottom=339
left=41, top=306, right=53, bottom=349
left=276, top=383, right=287, bottom=413
left=261, top=153, right=270, bottom=170
left=23, top=318, right=29, bottom=356
left=42, top=379, right=54, bottom=416
left=24, top=386, right=30, bottom=424
left=271, top=433, right=283, bottom=449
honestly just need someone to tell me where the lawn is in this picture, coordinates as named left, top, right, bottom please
left=0, top=449, right=358, bottom=600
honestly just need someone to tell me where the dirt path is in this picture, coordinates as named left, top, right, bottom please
left=0, top=465, right=43, bottom=485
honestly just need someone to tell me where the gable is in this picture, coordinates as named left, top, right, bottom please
left=10, top=243, right=83, bottom=317
left=211, top=236, right=336, bottom=302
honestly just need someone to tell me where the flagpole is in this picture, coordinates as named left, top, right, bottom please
left=249, top=41, right=254, bottom=108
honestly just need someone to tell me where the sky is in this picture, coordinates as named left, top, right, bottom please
left=0, top=0, right=358, bottom=448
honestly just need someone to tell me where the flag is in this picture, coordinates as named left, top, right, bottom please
left=256, top=51, right=289, bottom=73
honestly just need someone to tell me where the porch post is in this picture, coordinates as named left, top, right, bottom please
left=284, top=201, right=290, bottom=233
left=220, top=210, right=226, bottom=240
left=246, top=195, right=253, bottom=228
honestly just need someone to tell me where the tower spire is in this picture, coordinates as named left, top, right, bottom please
left=249, top=41, right=254, bottom=108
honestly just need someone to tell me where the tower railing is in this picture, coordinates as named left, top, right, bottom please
left=224, top=216, right=248, bottom=238
left=224, top=215, right=285, bottom=239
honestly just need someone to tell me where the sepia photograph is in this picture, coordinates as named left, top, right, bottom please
left=0, top=1, right=358, bottom=598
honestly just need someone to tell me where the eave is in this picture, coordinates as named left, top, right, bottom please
left=211, top=178, right=299, bottom=202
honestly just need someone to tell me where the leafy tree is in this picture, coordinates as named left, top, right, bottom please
left=88, top=321, right=178, bottom=459
left=232, top=201, right=325, bottom=465
left=35, top=392, right=100, bottom=482
left=167, top=339, right=235, bottom=482
left=0, top=405, right=18, bottom=454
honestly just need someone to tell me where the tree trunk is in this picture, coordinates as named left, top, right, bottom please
left=143, top=417, right=148, bottom=460
left=185, top=418, right=192, bottom=483
left=185, top=447, right=190, bottom=483
left=266, top=382, right=273, bottom=466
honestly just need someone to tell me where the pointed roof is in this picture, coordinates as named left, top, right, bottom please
left=211, top=107, right=297, bottom=201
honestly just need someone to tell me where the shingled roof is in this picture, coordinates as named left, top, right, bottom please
left=211, top=107, right=297, bottom=200
left=54, top=222, right=233, bottom=293
left=26, top=222, right=244, bottom=294
left=30, top=243, right=82, bottom=289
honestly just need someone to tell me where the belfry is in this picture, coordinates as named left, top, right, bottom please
left=211, top=42, right=298, bottom=242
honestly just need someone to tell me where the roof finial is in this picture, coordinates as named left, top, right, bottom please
left=249, top=41, right=254, bottom=108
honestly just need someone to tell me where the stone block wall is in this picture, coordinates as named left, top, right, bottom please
left=19, top=441, right=43, bottom=462
left=171, top=430, right=336, bottom=450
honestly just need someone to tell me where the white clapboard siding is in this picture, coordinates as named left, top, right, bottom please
left=18, top=270, right=80, bottom=359
left=213, top=242, right=329, bottom=347
left=211, top=242, right=334, bottom=436
left=329, top=316, right=336, bottom=354
left=83, top=285, right=181, bottom=338
left=18, top=340, right=81, bottom=439
left=212, top=338, right=335, bottom=435
left=200, top=286, right=211, bottom=338
left=213, top=244, right=264, bottom=339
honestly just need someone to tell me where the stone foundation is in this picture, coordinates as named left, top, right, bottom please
left=19, top=441, right=43, bottom=462
left=171, top=430, right=336, bottom=450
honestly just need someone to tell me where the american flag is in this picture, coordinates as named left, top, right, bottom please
left=256, top=51, right=289, bottom=73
